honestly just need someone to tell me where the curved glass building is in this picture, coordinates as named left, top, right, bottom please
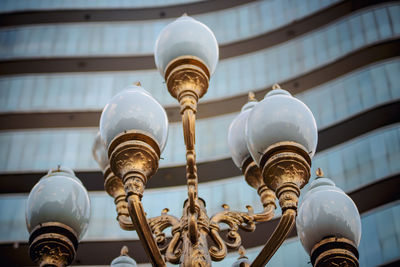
left=0, top=0, right=399, bottom=266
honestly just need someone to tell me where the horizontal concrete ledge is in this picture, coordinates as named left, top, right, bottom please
left=0, top=0, right=255, bottom=26
left=0, top=39, right=399, bottom=129
left=0, top=101, right=398, bottom=194
left=1, top=173, right=399, bottom=265
left=0, top=0, right=389, bottom=75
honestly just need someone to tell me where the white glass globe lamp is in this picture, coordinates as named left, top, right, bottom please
left=228, top=99, right=258, bottom=169
left=26, top=166, right=91, bottom=240
left=296, top=174, right=361, bottom=255
left=246, top=86, right=318, bottom=166
left=92, top=132, right=109, bottom=172
left=154, top=14, right=219, bottom=77
left=100, top=83, right=169, bottom=152
left=111, top=246, right=137, bottom=267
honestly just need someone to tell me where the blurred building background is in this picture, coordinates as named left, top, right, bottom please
left=0, top=0, right=399, bottom=266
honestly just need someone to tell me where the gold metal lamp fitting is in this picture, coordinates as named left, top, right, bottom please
left=108, top=130, right=165, bottom=266
left=108, top=130, right=160, bottom=195
left=103, top=166, right=134, bottom=231
left=120, top=245, right=129, bottom=256
left=316, top=167, right=324, bottom=178
left=251, top=142, right=311, bottom=266
left=259, top=141, right=311, bottom=211
left=272, top=83, right=282, bottom=90
left=241, top=157, right=276, bottom=215
left=311, top=237, right=359, bottom=267
left=248, top=92, right=256, bottom=102
left=29, top=222, right=78, bottom=267
left=164, top=55, right=210, bottom=109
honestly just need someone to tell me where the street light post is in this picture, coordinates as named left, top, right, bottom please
left=26, top=14, right=361, bottom=267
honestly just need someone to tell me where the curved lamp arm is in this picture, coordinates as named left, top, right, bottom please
left=127, top=193, right=166, bottom=267
left=251, top=208, right=296, bottom=266
left=104, top=168, right=135, bottom=231
left=249, top=141, right=310, bottom=266
left=117, top=212, right=135, bottom=231
left=108, top=131, right=167, bottom=267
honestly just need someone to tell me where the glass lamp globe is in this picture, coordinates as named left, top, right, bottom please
left=228, top=100, right=257, bottom=169
left=154, top=14, right=219, bottom=76
left=246, top=88, right=318, bottom=166
left=100, top=84, right=169, bottom=152
left=92, top=132, right=109, bottom=171
left=296, top=176, right=361, bottom=254
left=25, top=166, right=91, bottom=240
left=111, top=246, right=137, bottom=267
left=111, top=255, right=137, bottom=267
left=231, top=246, right=250, bottom=267
left=231, top=257, right=250, bottom=267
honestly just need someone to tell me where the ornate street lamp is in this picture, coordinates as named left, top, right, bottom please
left=26, top=167, right=90, bottom=266
left=296, top=169, right=361, bottom=267
left=227, top=83, right=317, bottom=266
left=26, top=14, right=362, bottom=267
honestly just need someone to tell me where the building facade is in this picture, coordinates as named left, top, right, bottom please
left=0, top=0, right=399, bottom=266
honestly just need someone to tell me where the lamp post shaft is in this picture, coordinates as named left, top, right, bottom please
left=108, top=131, right=167, bottom=266
left=165, top=56, right=210, bottom=247
left=180, top=199, right=212, bottom=267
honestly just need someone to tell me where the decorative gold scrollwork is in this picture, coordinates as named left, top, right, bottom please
left=105, top=57, right=312, bottom=267
left=148, top=209, right=180, bottom=253
left=209, top=204, right=255, bottom=253
left=165, top=231, right=183, bottom=264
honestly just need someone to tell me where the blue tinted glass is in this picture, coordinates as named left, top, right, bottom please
left=314, top=30, right=328, bottom=64
left=307, top=0, right=320, bottom=14
left=330, top=83, right=347, bottom=122
left=326, top=149, right=345, bottom=187
left=345, top=76, right=362, bottom=114
left=362, top=12, right=378, bottom=43
left=0, top=5, right=398, bottom=112
left=384, top=129, right=400, bottom=174
left=1, top=0, right=202, bottom=13
left=319, top=89, right=334, bottom=126
left=349, top=15, right=365, bottom=49
left=376, top=208, right=399, bottom=262
left=0, top=133, right=11, bottom=170
left=384, top=61, right=400, bottom=98
left=2, top=58, right=400, bottom=173
left=326, top=26, right=340, bottom=58
left=0, top=0, right=343, bottom=59
left=353, top=138, right=374, bottom=184
left=388, top=5, right=400, bottom=35
left=374, top=8, right=392, bottom=39
left=371, top=65, right=391, bottom=103
left=337, top=20, right=353, bottom=54
left=259, top=1, right=273, bottom=32
left=369, top=132, right=390, bottom=179
left=360, top=211, right=382, bottom=266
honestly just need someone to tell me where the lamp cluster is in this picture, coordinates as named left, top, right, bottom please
left=25, top=14, right=361, bottom=267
